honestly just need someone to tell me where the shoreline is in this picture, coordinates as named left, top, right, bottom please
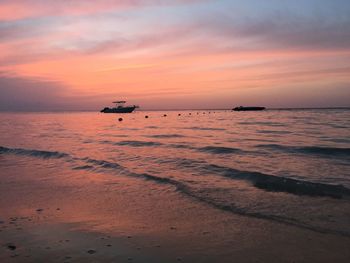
left=1, top=156, right=350, bottom=262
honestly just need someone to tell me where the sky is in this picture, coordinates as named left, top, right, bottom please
left=0, top=0, right=350, bottom=111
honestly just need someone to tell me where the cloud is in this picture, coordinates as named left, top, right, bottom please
left=1, top=1, right=349, bottom=110
left=2, top=2, right=350, bottom=69
left=0, top=0, right=206, bottom=21
left=0, top=71, right=170, bottom=111
left=0, top=71, right=69, bottom=111
left=197, top=11, right=350, bottom=52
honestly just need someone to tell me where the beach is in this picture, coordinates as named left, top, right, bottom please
left=2, top=157, right=350, bottom=263
left=2, top=0, right=350, bottom=261
left=1, top=110, right=350, bottom=262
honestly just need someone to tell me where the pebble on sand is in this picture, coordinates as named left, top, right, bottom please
left=118, top=118, right=123, bottom=122
left=7, top=244, right=16, bottom=250
left=36, top=208, right=43, bottom=212
left=87, top=249, right=96, bottom=254
left=145, top=115, right=149, bottom=118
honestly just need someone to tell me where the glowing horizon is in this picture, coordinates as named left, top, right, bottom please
left=1, top=0, right=350, bottom=111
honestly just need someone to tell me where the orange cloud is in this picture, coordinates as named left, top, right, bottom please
left=1, top=1, right=349, bottom=110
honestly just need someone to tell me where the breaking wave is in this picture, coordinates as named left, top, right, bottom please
left=200, top=163, right=350, bottom=199
left=68, top=155, right=350, bottom=237
left=2, top=145, right=350, bottom=237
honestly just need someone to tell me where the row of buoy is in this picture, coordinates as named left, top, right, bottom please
left=117, top=112, right=217, bottom=121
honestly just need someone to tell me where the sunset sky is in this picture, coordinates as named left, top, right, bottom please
left=1, top=0, right=350, bottom=111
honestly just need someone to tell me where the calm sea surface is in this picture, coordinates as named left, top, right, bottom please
left=1, top=109, right=350, bottom=236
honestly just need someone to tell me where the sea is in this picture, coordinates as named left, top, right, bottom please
left=0, top=109, right=349, bottom=237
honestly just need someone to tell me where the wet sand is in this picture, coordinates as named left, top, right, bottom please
left=1, top=157, right=350, bottom=263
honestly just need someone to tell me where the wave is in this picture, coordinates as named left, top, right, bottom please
left=103, top=140, right=163, bottom=147
left=120, top=128, right=139, bottom=131
left=167, top=143, right=193, bottom=149
left=101, top=139, right=246, bottom=156
left=2, top=145, right=350, bottom=237
left=198, top=146, right=243, bottom=154
left=76, top=157, right=189, bottom=191
left=238, top=121, right=286, bottom=127
left=322, top=138, right=350, bottom=144
left=257, top=130, right=291, bottom=135
left=82, top=158, right=124, bottom=170
left=151, top=155, right=350, bottom=199
left=0, top=146, right=69, bottom=159
left=166, top=144, right=246, bottom=155
left=257, top=144, right=350, bottom=157
left=201, top=163, right=350, bottom=199
left=183, top=127, right=226, bottom=131
left=3, top=145, right=348, bottom=200
left=75, top=156, right=350, bottom=202
left=328, top=124, right=349, bottom=129
left=146, top=134, right=185, bottom=139
left=70, top=156, right=350, bottom=237
left=72, top=165, right=94, bottom=170
left=100, top=137, right=245, bottom=156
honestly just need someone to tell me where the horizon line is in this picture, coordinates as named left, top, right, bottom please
left=1, top=106, right=350, bottom=113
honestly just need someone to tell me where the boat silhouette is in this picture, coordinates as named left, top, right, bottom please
left=233, top=106, right=266, bottom=111
left=100, top=101, right=138, bottom=113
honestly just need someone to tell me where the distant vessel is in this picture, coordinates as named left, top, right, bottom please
left=233, top=106, right=266, bottom=111
left=100, top=101, right=138, bottom=113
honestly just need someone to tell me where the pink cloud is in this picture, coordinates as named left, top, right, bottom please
left=0, top=0, right=205, bottom=21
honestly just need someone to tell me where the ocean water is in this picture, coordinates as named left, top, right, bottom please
left=0, top=109, right=350, bottom=237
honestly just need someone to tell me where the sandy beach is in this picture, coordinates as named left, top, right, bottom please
left=1, top=153, right=350, bottom=263
left=1, top=0, right=350, bottom=261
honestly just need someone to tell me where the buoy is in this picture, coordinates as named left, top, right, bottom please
left=178, top=114, right=181, bottom=116
left=163, top=114, right=167, bottom=117
left=145, top=115, right=149, bottom=118
left=189, top=113, right=191, bottom=115
left=118, top=118, right=123, bottom=121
